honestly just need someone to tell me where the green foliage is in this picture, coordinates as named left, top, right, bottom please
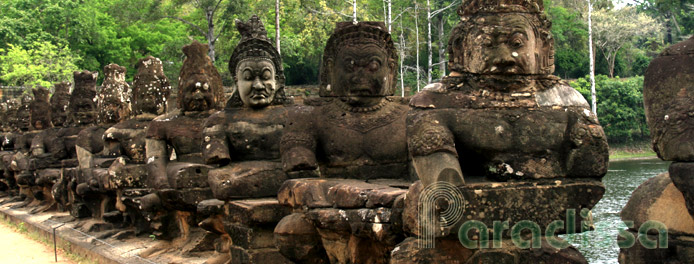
left=571, top=75, right=649, bottom=143
left=0, top=41, right=79, bottom=88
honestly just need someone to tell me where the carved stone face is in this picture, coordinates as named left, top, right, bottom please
left=137, top=86, right=164, bottom=114
left=180, top=73, right=215, bottom=112
left=71, top=98, right=97, bottom=125
left=465, top=14, right=538, bottom=75
left=236, top=59, right=276, bottom=108
left=330, top=43, right=391, bottom=98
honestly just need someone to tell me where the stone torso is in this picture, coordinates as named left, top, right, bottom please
left=303, top=98, right=410, bottom=179
left=147, top=110, right=211, bottom=163
left=208, top=106, right=287, bottom=161
left=104, top=116, right=154, bottom=164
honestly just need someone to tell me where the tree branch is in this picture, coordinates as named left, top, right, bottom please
left=212, top=0, right=224, bottom=15
left=213, top=20, right=228, bottom=43
left=166, top=16, right=206, bottom=36
left=430, top=1, right=457, bottom=17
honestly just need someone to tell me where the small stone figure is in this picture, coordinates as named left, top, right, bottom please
left=408, top=0, right=608, bottom=186
left=281, top=21, right=410, bottom=180
left=0, top=99, right=20, bottom=196
left=142, top=40, right=222, bottom=249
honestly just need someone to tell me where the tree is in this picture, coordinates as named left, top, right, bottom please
left=592, top=6, right=662, bottom=78
left=0, top=41, right=79, bottom=88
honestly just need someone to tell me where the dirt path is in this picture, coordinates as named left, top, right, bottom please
left=0, top=221, right=76, bottom=264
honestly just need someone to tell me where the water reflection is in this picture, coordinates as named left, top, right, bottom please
left=560, top=158, right=670, bottom=264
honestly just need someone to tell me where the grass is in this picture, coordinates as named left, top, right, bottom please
left=608, top=140, right=657, bottom=160
left=0, top=216, right=97, bottom=264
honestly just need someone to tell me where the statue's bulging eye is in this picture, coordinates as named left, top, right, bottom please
left=262, top=70, right=272, bottom=80
left=510, top=33, right=525, bottom=48
left=369, top=60, right=380, bottom=71
left=243, top=70, right=253, bottom=81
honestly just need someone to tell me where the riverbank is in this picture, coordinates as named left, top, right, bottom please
left=608, top=141, right=657, bottom=161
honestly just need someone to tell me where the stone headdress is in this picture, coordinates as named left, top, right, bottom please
left=68, top=70, right=98, bottom=126
left=98, top=63, right=131, bottom=123
left=178, top=40, right=224, bottom=110
left=132, top=56, right=171, bottom=115
left=448, top=0, right=554, bottom=75
left=227, top=15, right=287, bottom=108
left=50, top=82, right=71, bottom=127
left=30, top=86, right=53, bottom=129
left=319, top=21, right=398, bottom=97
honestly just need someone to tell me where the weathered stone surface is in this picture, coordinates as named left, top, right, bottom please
left=403, top=180, right=604, bottom=237
left=224, top=223, right=276, bottom=250
left=274, top=213, right=330, bottom=263
left=225, top=198, right=290, bottom=225
left=106, top=162, right=148, bottom=189
left=618, top=229, right=694, bottom=264
left=165, top=162, right=211, bottom=189
left=157, top=188, right=213, bottom=212
left=621, top=172, right=694, bottom=236
left=643, top=36, right=694, bottom=161
left=197, top=198, right=225, bottom=216
left=669, top=162, right=694, bottom=217
left=466, top=240, right=587, bottom=264
left=390, top=237, right=475, bottom=264
left=208, top=161, right=286, bottom=199
left=278, top=178, right=409, bottom=209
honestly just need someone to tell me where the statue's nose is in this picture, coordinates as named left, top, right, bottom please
left=252, top=77, right=264, bottom=90
left=491, top=45, right=516, bottom=69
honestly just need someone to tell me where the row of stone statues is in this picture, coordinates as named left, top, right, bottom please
left=0, top=0, right=620, bottom=263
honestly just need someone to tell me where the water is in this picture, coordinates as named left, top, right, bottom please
left=560, top=158, right=671, bottom=264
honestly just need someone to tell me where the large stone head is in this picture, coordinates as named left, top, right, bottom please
left=447, top=0, right=554, bottom=77
left=227, top=15, right=286, bottom=109
left=0, top=101, right=8, bottom=132
left=50, top=82, right=71, bottom=127
left=177, top=40, right=224, bottom=112
left=30, top=86, right=52, bottom=130
left=98, top=63, right=131, bottom=124
left=17, top=94, right=33, bottom=131
left=68, top=70, right=98, bottom=126
left=132, top=56, right=171, bottom=115
left=319, top=22, right=398, bottom=99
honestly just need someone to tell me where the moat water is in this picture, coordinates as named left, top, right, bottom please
left=560, top=157, right=670, bottom=264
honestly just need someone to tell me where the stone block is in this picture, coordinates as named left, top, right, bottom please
left=166, top=162, right=211, bottom=189
left=197, top=198, right=225, bottom=216
left=107, top=162, right=148, bottom=189
left=278, top=178, right=409, bottom=209
left=403, top=179, right=604, bottom=237
left=225, top=198, right=290, bottom=225
left=224, top=223, right=276, bottom=250
left=158, top=188, right=213, bottom=212
left=274, top=213, right=330, bottom=264
left=208, top=161, right=286, bottom=199
left=669, top=162, right=694, bottom=216
left=643, top=36, right=694, bottom=161
left=621, top=172, right=694, bottom=236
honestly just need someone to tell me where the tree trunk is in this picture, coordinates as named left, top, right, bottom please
left=399, top=14, right=405, bottom=96
left=588, top=0, right=597, bottom=115
left=206, top=10, right=216, bottom=62
left=438, top=15, right=446, bottom=79
left=426, top=0, right=432, bottom=83
left=415, top=2, right=420, bottom=92
left=387, top=0, right=392, bottom=33
left=276, top=0, right=281, bottom=54
left=353, top=0, right=357, bottom=23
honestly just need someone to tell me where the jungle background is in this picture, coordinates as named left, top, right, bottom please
left=1, top=0, right=693, bottom=144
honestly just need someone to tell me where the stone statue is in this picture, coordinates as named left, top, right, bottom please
left=142, top=40, right=222, bottom=248
left=407, top=0, right=609, bottom=186
left=0, top=99, right=20, bottom=196
left=30, top=82, right=82, bottom=212
left=102, top=56, right=171, bottom=233
left=197, top=15, right=294, bottom=263
left=203, top=15, right=290, bottom=200
left=73, top=64, right=132, bottom=220
left=50, top=82, right=71, bottom=127
left=276, top=21, right=412, bottom=264
left=281, top=21, right=410, bottom=180
left=10, top=93, right=42, bottom=207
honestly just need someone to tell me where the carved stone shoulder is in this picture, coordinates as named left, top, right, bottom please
left=535, top=83, right=589, bottom=108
